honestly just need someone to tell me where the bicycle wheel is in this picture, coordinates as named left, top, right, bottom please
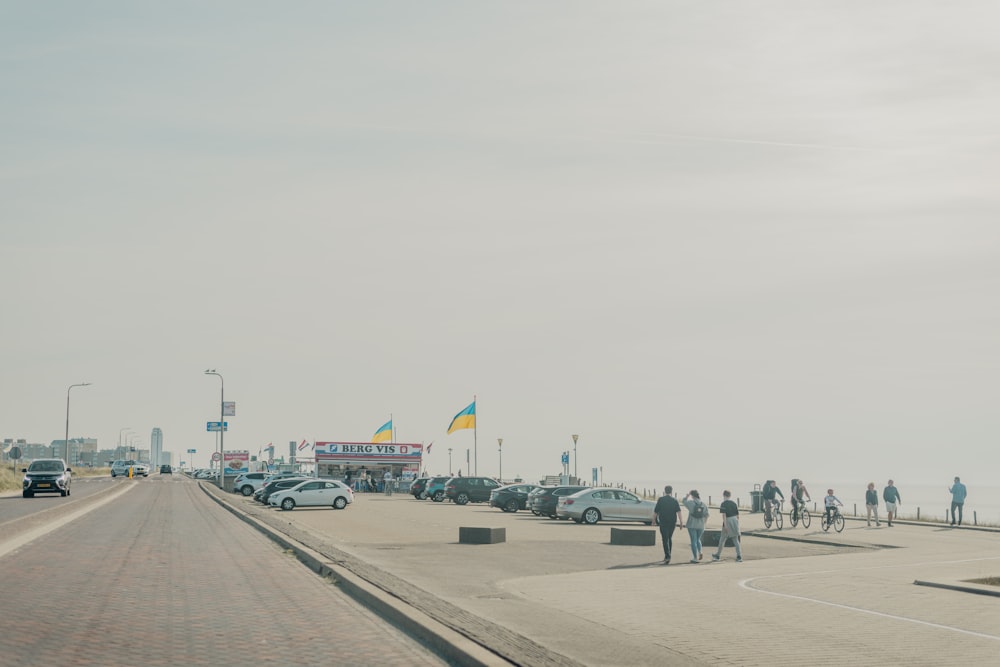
left=834, top=513, right=845, bottom=532
left=821, top=514, right=830, bottom=532
left=775, top=509, right=783, bottom=530
left=763, top=511, right=772, bottom=529
left=788, top=510, right=798, bottom=528
left=801, top=509, right=811, bottom=528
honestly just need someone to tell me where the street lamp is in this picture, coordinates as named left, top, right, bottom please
left=572, top=434, right=579, bottom=481
left=204, top=370, right=224, bottom=489
left=497, top=438, right=503, bottom=484
left=65, top=383, right=92, bottom=463
left=118, top=427, right=132, bottom=460
left=448, top=448, right=453, bottom=474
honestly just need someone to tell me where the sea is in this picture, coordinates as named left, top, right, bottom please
left=618, top=479, right=1000, bottom=526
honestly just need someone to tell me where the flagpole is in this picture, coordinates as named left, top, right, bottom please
left=473, top=394, right=477, bottom=476
left=390, top=413, right=394, bottom=443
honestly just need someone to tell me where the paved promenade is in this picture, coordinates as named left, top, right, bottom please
left=209, top=484, right=1000, bottom=666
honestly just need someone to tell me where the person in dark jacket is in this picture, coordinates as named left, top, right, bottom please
left=654, top=485, right=682, bottom=564
left=865, top=482, right=881, bottom=527
left=883, top=480, right=901, bottom=527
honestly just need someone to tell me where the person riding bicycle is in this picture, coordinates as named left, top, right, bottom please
left=824, top=488, right=843, bottom=523
left=761, top=480, right=784, bottom=520
left=791, top=479, right=811, bottom=522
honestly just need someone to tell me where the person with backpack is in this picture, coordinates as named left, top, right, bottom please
left=682, top=489, right=708, bottom=563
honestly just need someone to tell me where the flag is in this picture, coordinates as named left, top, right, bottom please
left=371, top=420, right=393, bottom=443
left=447, top=401, right=476, bottom=434
left=426, top=441, right=434, bottom=454
left=298, top=439, right=309, bottom=451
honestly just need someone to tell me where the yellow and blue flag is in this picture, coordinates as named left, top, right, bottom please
left=447, top=401, right=476, bottom=434
left=372, top=420, right=393, bottom=443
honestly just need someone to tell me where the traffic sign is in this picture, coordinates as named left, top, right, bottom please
left=187, top=448, right=196, bottom=453
left=211, top=452, right=221, bottom=462
left=9, top=446, right=22, bottom=460
left=206, top=422, right=229, bottom=432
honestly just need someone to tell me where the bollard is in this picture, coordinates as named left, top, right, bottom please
left=853, top=503, right=857, bottom=517
left=974, top=511, right=977, bottom=526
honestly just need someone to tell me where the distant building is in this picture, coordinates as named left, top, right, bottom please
left=151, top=428, right=164, bottom=466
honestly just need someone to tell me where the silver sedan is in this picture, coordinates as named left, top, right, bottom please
left=556, top=488, right=656, bottom=525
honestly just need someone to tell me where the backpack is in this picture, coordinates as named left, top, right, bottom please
left=690, top=501, right=707, bottom=519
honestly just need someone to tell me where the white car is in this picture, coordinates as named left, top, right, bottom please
left=111, top=460, right=149, bottom=477
left=556, top=487, right=656, bottom=525
left=268, top=479, right=354, bottom=511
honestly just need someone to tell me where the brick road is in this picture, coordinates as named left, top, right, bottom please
left=0, top=477, right=449, bottom=667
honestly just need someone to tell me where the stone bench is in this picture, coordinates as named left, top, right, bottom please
left=701, top=529, right=741, bottom=547
left=459, top=526, right=506, bottom=544
left=610, top=527, right=656, bottom=546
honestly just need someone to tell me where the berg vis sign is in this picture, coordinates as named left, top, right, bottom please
left=315, top=441, right=424, bottom=464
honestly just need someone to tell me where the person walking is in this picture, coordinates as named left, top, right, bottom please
left=654, top=485, right=682, bottom=564
left=949, top=476, right=967, bottom=526
left=383, top=469, right=394, bottom=495
left=711, top=490, right=742, bottom=563
left=883, top=479, right=901, bottom=527
left=865, top=482, right=881, bottom=527
left=682, top=490, right=708, bottom=563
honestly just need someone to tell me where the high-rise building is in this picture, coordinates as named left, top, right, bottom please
left=151, top=428, right=164, bottom=466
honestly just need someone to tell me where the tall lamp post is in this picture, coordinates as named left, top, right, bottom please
left=572, top=434, right=579, bottom=481
left=118, top=427, right=132, bottom=461
left=448, top=448, right=453, bottom=474
left=204, top=370, right=224, bottom=489
left=497, top=438, right=503, bottom=483
left=65, top=383, right=92, bottom=463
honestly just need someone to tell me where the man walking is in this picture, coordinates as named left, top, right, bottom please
left=949, top=476, right=967, bottom=526
left=883, top=479, right=901, bottom=527
left=654, top=485, right=682, bottom=564
left=711, top=490, right=742, bottom=563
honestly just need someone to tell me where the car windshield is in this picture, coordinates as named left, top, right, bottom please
left=28, top=461, right=64, bottom=472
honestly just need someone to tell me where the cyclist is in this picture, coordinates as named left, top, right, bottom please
left=791, top=479, right=811, bottom=523
left=761, top=480, right=784, bottom=521
left=824, top=488, right=843, bottom=524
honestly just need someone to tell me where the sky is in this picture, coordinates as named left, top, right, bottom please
left=3, top=1, right=998, bottom=486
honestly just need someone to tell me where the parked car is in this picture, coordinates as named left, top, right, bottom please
left=424, top=476, right=453, bottom=502
left=409, top=477, right=431, bottom=499
left=490, top=483, right=543, bottom=513
left=268, top=479, right=354, bottom=511
left=111, top=460, right=149, bottom=477
left=445, top=476, right=502, bottom=505
left=22, top=459, right=72, bottom=498
left=529, top=485, right=588, bottom=518
left=256, top=477, right=314, bottom=504
left=556, top=488, right=656, bottom=525
left=159, top=464, right=172, bottom=474
left=233, top=472, right=270, bottom=496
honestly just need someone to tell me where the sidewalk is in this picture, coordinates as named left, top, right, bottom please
left=206, top=484, right=1000, bottom=666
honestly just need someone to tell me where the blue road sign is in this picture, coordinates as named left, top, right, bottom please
left=206, top=422, right=229, bottom=432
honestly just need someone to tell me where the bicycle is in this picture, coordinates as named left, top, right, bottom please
left=762, top=498, right=783, bottom=530
left=788, top=500, right=811, bottom=528
left=820, top=505, right=845, bottom=533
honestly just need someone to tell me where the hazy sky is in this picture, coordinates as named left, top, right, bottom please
left=3, top=2, right=998, bottom=485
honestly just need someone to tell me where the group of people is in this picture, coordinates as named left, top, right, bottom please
left=653, top=486, right=741, bottom=564
left=653, top=475, right=970, bottom=564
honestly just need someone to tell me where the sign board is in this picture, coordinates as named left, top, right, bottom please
left=314, top=441, right=424, bottom=465
left=206, top=422, right=229, bottom=432
left=211, top=452, right=221, bottom=462
left=9, top=446, right=22, bottom=460
left=187, top=448, right=196, bottom=454
left=223, top=450, right=250, bottom=475
left=561, top=452, right=569, bottom=465
left=223, top=401, right=236, bottom=416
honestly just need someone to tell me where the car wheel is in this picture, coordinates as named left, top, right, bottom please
left=504, top=499, right=519, bottom=513
left=531, top=510, right=540, bottom=516
left=280, top=498, right=296, bottom=511
left=111, top=472, right=117, bottom=478
left=419, top=491, right=429, bottom=500
left=573, top=518, right=583, bottom=523
left=333, top=496, right=348, bottom=510
left=583, top=508, right=601, bottom=525
left=548, top=513, right=558, bottom=520
left=22, top=490, right=32, bottom=498
left=432, top=491, right=445, bottom=502
left=241, top=485, right=254, bottom=496
left=456, top=492, right=470, bottom=505
left=60, top=488, right=67, bottom=497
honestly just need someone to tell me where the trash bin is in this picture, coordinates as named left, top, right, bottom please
left=750, top=484, right=763, bottom=513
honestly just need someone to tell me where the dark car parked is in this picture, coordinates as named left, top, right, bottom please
left=529, top=485, right=588, bottom=518
left=409, top=477, right=431, bottom=499
left=257, top=477, right=312, bottom=504
left=490, top=483, right=543, bottom=513
left=425, top=476, right=453, bottom=502
left=444, top=476, right=502, bottom=505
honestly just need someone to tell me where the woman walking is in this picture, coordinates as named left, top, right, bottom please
left=865, top=482, right=881, bottom=527
left=683, top=490, right=708, bottom=563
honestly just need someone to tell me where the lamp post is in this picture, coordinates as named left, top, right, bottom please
left=204, top=370, right=224, bottom=489
left=118, top=427, right=132, bottom=461
left=572, top=434, right=579, bottom=481
left=497, top=438, right=503, bottom=484
left=448, top=448, right=453, bottom=474
left=65, top=383, right=92, bottom=463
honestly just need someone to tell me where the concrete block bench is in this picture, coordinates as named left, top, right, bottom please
left=610, top=527, right=656, bottom=546
left=701, top=529, right=741, bottom=547
left=459, top=527, right=506, bottom=544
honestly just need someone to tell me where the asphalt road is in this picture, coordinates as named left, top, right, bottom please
left=0, top=475, right=451, bottom=667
